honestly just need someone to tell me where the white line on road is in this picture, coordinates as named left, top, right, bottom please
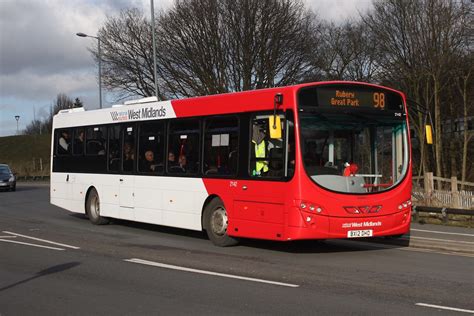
left=125, top=258, right=299, bottom=288
left=412, top=229, right=474, bottom=237
left=343, top=240, right=474, bottom=258
left=0, top=239, right=65, bottom=251
left=2, top=231, right=80, bottom=249
left=400, top=246, right=474, bottom=258
left=410, top=236, right=474, bottom=245
left=0, top=236, right=17, bottom=238
left=416, top=303, right=474, bottom=314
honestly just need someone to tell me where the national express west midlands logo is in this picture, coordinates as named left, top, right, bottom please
left=110, top=106, right=167, bottom=122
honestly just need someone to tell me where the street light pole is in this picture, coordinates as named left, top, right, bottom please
left=76, top=32, right=103, bottom=109
left=150, top=0, right=158, bottom=98
left=14, top=115, right=20, bottom=135
left=98, top=37, right=102, bottom=109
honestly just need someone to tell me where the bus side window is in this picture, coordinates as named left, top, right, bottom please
left=86, top=126, right=107, bottom=156
left=250, top=114, right=285, bottom=178
left=203, top=116, right=239, bottom=176
left=167, top=119, right=200, bottom=175
left=138, top=121, right=164, bottom=174
left=56, top=129, right=72, bottom=156
left=108, top=125, right=121, bottom=172
left=72, top=129, right=85, bottom=155
left=122, top=125, right=136, bottom=172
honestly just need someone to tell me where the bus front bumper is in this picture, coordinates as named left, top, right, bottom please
left=286, top=208, right=411, bottom=240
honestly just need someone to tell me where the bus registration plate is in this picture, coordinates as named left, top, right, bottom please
left=347, top=230, right=373, bottom=238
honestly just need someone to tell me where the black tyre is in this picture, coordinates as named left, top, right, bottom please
left=11, top=185, right=16, bottom=192
left=204, top=198, right=238, bottom=247
left=86, top=188, right=109, bottom=225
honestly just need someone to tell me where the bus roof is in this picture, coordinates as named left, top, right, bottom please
left=52, top=81, right=404, bottom=129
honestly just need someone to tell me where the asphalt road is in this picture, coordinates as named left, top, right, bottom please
left=1, top=183, right=473, bottom=315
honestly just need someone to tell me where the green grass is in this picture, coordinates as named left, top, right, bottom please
left=0, top=134, right=51, bottom=176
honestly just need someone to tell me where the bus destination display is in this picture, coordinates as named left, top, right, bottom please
left=318, top=88, right=386, bottom=110
left=298, top=84, right=404, bottom=112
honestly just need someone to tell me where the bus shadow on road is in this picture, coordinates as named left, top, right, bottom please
left=69, top=213, right=410, bottom=253
left=238, top=236, right=410, bottom=254
left=69, top=213, right=208, bottom=241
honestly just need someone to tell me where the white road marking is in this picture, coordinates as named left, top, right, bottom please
left=125, top=258, right=299, bottom=288
left=0, top=236, right=17, bottom=238
left=0, top=239, right=65, bottom=251
left=412, top=229, right=474, bottom=237
left=400, top=247, right=474, bottom=258
left=415, top=303, right=474, bottom=313
left=343, top=240, right=474, bottom=258
left=410, top=236, right=474, bottom=245
left=2, top=231, right=80, bottom=249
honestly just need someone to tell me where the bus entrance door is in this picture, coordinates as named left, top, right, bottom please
left=119, top=176, right=135, bottom=220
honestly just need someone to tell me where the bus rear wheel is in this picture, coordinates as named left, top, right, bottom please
left=86, top=188, right=109, bottom=225
left=204, top=198, right=238, bottom=247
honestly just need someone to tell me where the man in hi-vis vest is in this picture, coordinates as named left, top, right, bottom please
left=252, top=124, right=268, bottom=176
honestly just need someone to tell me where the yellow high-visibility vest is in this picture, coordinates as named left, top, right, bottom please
left=253, top=140, right=268, bottom=175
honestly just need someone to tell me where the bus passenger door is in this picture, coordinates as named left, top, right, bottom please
left=230, top=113, right=293, bottom=240
left=119, top=125, right=136, bottom=220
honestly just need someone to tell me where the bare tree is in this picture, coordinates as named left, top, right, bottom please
left=24, top=94, right=80, bottom=135
left=363, top=0, right=472, bottom=184
left=310, top=21, right=379, bottom=82
left=94, top=0, right=319, bottom=99
left=93, top=9, right=164, bottom=100
left=157, top=0, right=318, bottom=97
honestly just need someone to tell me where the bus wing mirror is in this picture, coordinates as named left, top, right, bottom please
left=269, top=116, right=282, bottom=139
left=425, top=124, right=433, bottom=145
left=270, top=93, right=283, bottom=139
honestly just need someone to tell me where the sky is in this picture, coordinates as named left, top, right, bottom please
left=0, top=0, right=372, bottom=136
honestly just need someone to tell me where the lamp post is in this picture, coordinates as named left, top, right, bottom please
left=150, top=0, right=158, bottom=98
left=76, top=32, right=102, bottom=109
left=14, top=115, right=20, bottom=135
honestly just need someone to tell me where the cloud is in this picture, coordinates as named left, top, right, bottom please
left=307, top=0, right=373, bottom=22
left=0, top=0, right=107, bottom=76
left=1, top=70, right=97, bottom=101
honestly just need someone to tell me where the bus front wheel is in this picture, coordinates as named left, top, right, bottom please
left=204, top=198, right=238, bottom=247
left=86, top=188, right=109, bottom=225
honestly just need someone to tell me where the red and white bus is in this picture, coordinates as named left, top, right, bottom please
left=51, top=81, right=412, bottom=246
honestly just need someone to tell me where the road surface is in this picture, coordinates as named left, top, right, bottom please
left=0, top=183, right=473, bottom=315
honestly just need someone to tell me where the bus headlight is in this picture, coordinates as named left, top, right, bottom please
left=296, top=200, right=323, bottom=214
left=398, top=199, right=412, bottom=211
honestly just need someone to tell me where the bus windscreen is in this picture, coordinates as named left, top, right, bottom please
left=298, top=84, right=408, bottom=194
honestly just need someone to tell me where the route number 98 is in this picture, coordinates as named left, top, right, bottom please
left=373, top=93, right=385, bottom=109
